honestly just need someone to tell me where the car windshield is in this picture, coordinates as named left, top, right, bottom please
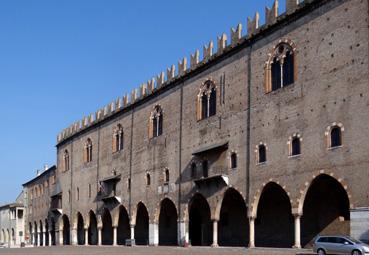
left=346, top=237, right=362, bottom=244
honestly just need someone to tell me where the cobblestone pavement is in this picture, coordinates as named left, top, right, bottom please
left=0, top=246, right=315, bottom=255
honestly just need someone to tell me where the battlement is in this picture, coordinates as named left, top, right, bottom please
left=57, top=0, right=314, bottom=145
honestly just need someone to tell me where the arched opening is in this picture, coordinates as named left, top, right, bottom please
left=11, top=229, right=15, bottom=246
left=258, top=145, right=267, bottom=163
left=39, top=221, right=43, bottom=246
left=77, top=213, right=85, bottom=245
left=159, top=199, right=178, bottom=246
left=291, top=137, right=301, bottom=156
left=219, top=189, right=249, bottom=247
left=189, top=193, right=212, bottom=246
left=34, top=222, right=38, bottom=246
left=301, top=174, right=350, bottom=247
left=102, top=209, right=113, bottom=245
left=28, top=223, right=33, bottom=246
left=135, top=202, right=149, bottom=245
left=62, top=215, right=70, bottom=245
left=331, top=126, right=342, bottom=148
left=51, top=218, right=56, bottom=246
left=117, top=206, right=130, bottom=245
left=88, top=211, right=98, bottom=245
left=45, top=220, right=49, bottom=246
left=255, top=183, right=294, bottom=248
left=164, top=169, right=170, bottom=184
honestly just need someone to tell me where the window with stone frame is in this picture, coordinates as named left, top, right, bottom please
left=197, top=80, right=217, bottom=121
left=84, top=138, right=93, bottom=163
left=63, top=150, right=70, bottom=172
left=265, top=40, right=297, bottom=93
left=330, top=126, right=342, bottom=148
left=164, top=169, right=170, bottom=184
left=146, top=173, right=151, bottom=186
left=257, top=144, right=267, bottom=164
left=288, top=134, right=302, bottom=157
left=230, top=153, right=238, bottom=169
left=112, top=124, right=124, bottom=153
left=149, top=105, right=163, bottom=139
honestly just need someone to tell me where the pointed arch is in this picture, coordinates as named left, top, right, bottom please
left=76, top=212, right=85, bottom=245
left=88, top=211, right=98, bottom=245
left=102, top=208, right=113, bottom=245
left=300, top=174, right=350, bottom=247
left=188, top=193, right=212, bottom=246
left=218, top=188, right=249, bottom=247
left=159, top=198, right=178, bottom=246
left=197, top=80, right=217, bottom=121
left=254, top=182, right=294, bottom=248
left=61, top=215, right=71, bottom=245
left=135, top=202, right=149, bottom=245
left=117, top=205, right=130, bottom=245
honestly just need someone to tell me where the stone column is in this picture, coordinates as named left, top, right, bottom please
left=59, top=230, right=64, bottom=246
left=212, top=220, right=219, bottom=247
left=98, top=227, right=102, bottom=246
left=130, top=225, right=135, bottom=241
left=113, top=226, right=118, bottom=246
left=294, top=214, right=302, bottom=249
left=49, top=231, right=52, bottom=246
left=149, top=223, right=159, bottom=246
left=42, top=231, right=46, bottom=246
left=37, top=232, right=41, bottom=247
left=71, top=228, right=77, bottom=246
left=85, top=228, right=89, bottom=246
left=178, top=220, right=187, bottom=246
left=249, top=217, right=255, bottom=248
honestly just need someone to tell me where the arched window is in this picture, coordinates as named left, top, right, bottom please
left=149, top=105, right=163, bottom=139
left=197, top=80, right=216, bottom=121
left=146, top=173, right=151, bottom=186
left=265, top=41, right=297, bottom=93
left=291, top=137, right=301, bottom=156
left=76, top=188, right=79, bottom=201
left=84, top=138, right=93, bottom=163
left=258, top=144, right=267, bottom=164
left=191, top=163, right=197, bottom=179
left=63, top=150, right=70, bottom=172
left=230, top=153, right=238, bottom=169
left=164, top=169, right=170, bottom=184
left=202, top=160, right=209, bottom=178
left=113, top=124, right=124, bottom=153
left=331, top=126, right=342, bottom=148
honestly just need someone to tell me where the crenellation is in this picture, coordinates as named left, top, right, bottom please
left=178, top=57, right=188, bottom=76
left=190, top=50, right=200, bottom=69
left=89, top=113, right=95, bottom=124
left=147, top=78, right=155, bottom=93
left=167, top=65, right=176, bottom=81
left=131, top=89, right=138, bottom=103
left=203, top=41, right=214, bottom=62
left=123, top=93, right=130, bottom=106
left=231, top=24, right=242, bottom=46
left=286, top=0, right=299, bottom=14
left=116, top=97, right=123, bottom=110
left=217, top=33, right=228, bottom=54
left=247, top=12, right=260, bottom=36
left=265, top=0, right=279, bottom=26
left=156, top=72, right=165, bottom=88
left=140, top=84, right=148, bottom=98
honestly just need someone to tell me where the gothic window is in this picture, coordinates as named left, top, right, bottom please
left=230, top=153, right=238, bottom=169
left=331, top=126, right=342, bottom=148
left=113, top=124, right=124, bottom=153
left=258, top=144, right=267, bottom=164
left=164, top=169, right=170, bottom=184
left=149, top=105, right=163, bottom=139
left=197, top=80, right=217, bottom=121
left=202, top=160, right=209, bottom=178
left=84, top=138, right=93, bottom=163
left=265, top=41, right=297, bottom=93
left=191, top=163, right=197, bottom=179
left=288, top=134, right=302, bottom=157
left=63, top=150, right=70, bottom=172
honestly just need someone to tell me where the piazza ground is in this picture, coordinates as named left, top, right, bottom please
left=0, top=247, right=315, bottom=255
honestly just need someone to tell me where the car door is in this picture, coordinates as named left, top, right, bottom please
left=326, top=237, right=340, bottom=254
left=337, top=238, right=354, bottom=255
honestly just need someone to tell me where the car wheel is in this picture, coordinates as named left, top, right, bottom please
left=352, top=250, right=362, bottom=255
left=317, top=248, right=326, bottom=255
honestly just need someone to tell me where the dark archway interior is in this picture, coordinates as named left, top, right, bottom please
left=39, top=222, right=43, bottom=246
left=34, top=223, right=38, bottom=246
left=301, top=175, right=350, bottom=247
left=219, top=189, right=249, bottom=247
left=51, top=219, right=56, bottom=246
left=255, top=183, right=294, bottom=248
left=102, top=209, right=113, bottom=245
left=45, top=221, right=49, bottom=246
left=159, top=199, right=178, bottom=246
left=189, top=194, right=212, bottom=246
left=77, top=213, right=85, bottom=245
left=88, top=212, right=98, bottom=245
left=135, top=203, right=149, bottom=245
left=62, top=216, right=70, bottom=245
left=117, top=207, right=130, bottom=245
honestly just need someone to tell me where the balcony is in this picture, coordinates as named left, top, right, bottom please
left=99, top=174, right=121, bottom=203
left=50, top=196, right=62, bottom=215
left=193, top=165, right=229, bottom=187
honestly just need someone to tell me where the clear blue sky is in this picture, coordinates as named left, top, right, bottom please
left=0, top=0, right=285, bottom=205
